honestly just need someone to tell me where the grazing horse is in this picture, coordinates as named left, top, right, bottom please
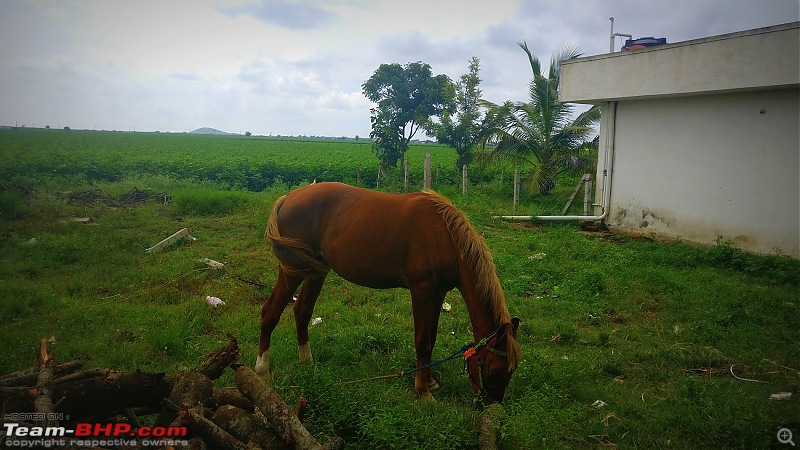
left=256, top=182, right=521, bottom=403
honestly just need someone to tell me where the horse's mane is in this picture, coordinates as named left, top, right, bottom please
left=424, top=190, right=521, bottom=370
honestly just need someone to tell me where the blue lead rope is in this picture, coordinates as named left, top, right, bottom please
left=401, top=344, right=472, bottom=376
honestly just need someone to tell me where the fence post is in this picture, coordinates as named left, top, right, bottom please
left=513, top=168, right=520, bottom=212
left=583, top=174, right=592, bottom=215
left=462, top=165, right=468, bottom=195
left=423, top=151, right=432, bottom=190
left=404, top=158, right=409, bottom=192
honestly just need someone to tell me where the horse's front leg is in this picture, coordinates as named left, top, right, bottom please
left=257, top=268, right=303, bottom=379
left=410, top=285, right=445, bottom=401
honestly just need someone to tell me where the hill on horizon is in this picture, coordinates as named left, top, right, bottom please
left=189, top=127, right=233, bottom=135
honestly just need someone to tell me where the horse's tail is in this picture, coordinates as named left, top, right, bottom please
left=266, top=195, right=329, bottom=277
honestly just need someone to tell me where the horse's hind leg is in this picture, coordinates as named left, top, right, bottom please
left=257, top=267, right=303, bottom=378
left=293, top=273, right=328, bottom=364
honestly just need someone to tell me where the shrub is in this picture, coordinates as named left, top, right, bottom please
left=172, top=188, right=252, bottom=215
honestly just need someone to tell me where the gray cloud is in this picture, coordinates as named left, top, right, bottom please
left=1, top=0, right=796, bottom=137
left=220, top=0, right=336, bottom=30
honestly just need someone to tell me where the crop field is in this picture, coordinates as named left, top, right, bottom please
left=1, top=128, right=798, bottom=449
left=0, top=128, right=510, bottom=193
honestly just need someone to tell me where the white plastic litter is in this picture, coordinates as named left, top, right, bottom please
left=311, top=317, right=323, bottom=326
left=205, top=296, right=225, bottom=307
left=770, top=392, right=792, bottom=401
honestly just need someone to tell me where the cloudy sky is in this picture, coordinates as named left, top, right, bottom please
left=1, top=0, right=797, bottom=137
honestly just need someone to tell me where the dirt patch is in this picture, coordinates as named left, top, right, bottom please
left=506, top=221, right=541, bottom=230
left=0, top=182, right=36, bottom=199
left=64, top=188, right=171, bottom=206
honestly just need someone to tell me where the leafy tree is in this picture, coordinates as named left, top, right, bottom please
left=362, top=62, right=452, bottom=175
left=479, top=42, right=600, bottom=195
left=427, top=56, right=490, bottom=171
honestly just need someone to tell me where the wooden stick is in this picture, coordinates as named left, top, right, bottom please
left=212, top=405, right=288, bottom=450
left=234, top=365, right=324, bottom=450
left=195, top=335, right=240, bottom=380
left=184, top=408, right=250, bottom=450
left=0, top=360, right=85, bottom=387
left=33, top=339, right=56, bottom=427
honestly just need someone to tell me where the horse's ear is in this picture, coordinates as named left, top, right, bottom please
left=511, top=317, right=521, bottom=337
left=497, top=318, right=521, bottom=343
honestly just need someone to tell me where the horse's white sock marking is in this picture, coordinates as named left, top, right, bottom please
left=255, top=349, right=270, bottom=376
left=298, top=342, right=313, bottom=364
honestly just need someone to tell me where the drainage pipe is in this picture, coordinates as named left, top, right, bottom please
left=494, top=101, right=617, bottom=222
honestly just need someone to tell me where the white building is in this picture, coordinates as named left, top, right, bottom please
left=558, top=22, right=800, bottom=257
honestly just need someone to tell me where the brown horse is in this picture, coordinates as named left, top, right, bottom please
left=256, top=182, right=521, bottom=402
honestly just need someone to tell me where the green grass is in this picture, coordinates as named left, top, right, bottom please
left=0, top=129, right=798, bottom=449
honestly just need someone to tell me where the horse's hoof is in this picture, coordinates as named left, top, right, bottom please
left=428, top=379, right=441, bottom=391
left=421, top=392, right=436, bottom=402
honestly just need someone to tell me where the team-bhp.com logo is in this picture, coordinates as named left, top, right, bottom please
left=3, top=420, right=188, bottom=448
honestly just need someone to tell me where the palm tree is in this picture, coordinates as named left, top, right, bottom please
left=479, top=42, right=600, bottom=195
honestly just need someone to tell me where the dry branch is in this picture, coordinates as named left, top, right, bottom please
left=212, top=404, right=289, bottom=450
left=33, top=338, right=56, bottom=426
left=55, top=368, right=124, bottom=385
left=213, top=387, right=254, bottom=412
left=182, top=407, right=251, bottom=450
left=155, top=371, right=213, bottom=427
left=0, top=360, right=85, bottom=387
left=195, top=335, right=240, bottom=380
left=234, top=365, right=325, bottom=450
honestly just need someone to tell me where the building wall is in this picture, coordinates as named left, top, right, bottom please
left=600, top=88, right=799, bottom=256
left=560, top=22, right=799, bottom=103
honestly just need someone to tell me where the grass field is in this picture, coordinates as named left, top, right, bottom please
left=1, top=128, right=798, bottom=449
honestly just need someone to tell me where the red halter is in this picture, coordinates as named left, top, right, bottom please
left=463, top=327, right=508, bottom=405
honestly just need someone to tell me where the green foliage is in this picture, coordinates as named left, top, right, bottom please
left=362, top=62, right=453, bottom=173
left=428, top=56, right=488, bottom=170
left=172, top=188, right=252, bottom=216
left=707, top=236, right=799, bottom=284
left=479, top=42, right=600, bottom=194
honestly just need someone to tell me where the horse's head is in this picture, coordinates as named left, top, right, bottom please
left=466, top=318, right=521, bottom=406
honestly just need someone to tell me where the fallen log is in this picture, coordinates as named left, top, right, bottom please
left=182, top=407, right=252, bottom=450
left=155, top=371, right=213, bottom=427
left=212, top=404, right=289, bottom=450
left=213, top=387, right=254, bottom=412
left=54, top=370, right=172, bottom=419
left=234, top=365, right=327, bottom=450
left=477, top=403, right=501, bottom=450
left=33, top=338, right=56, bottom=427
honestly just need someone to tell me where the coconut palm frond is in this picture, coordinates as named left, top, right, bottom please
left=477, top=44, right=598, bottom=194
